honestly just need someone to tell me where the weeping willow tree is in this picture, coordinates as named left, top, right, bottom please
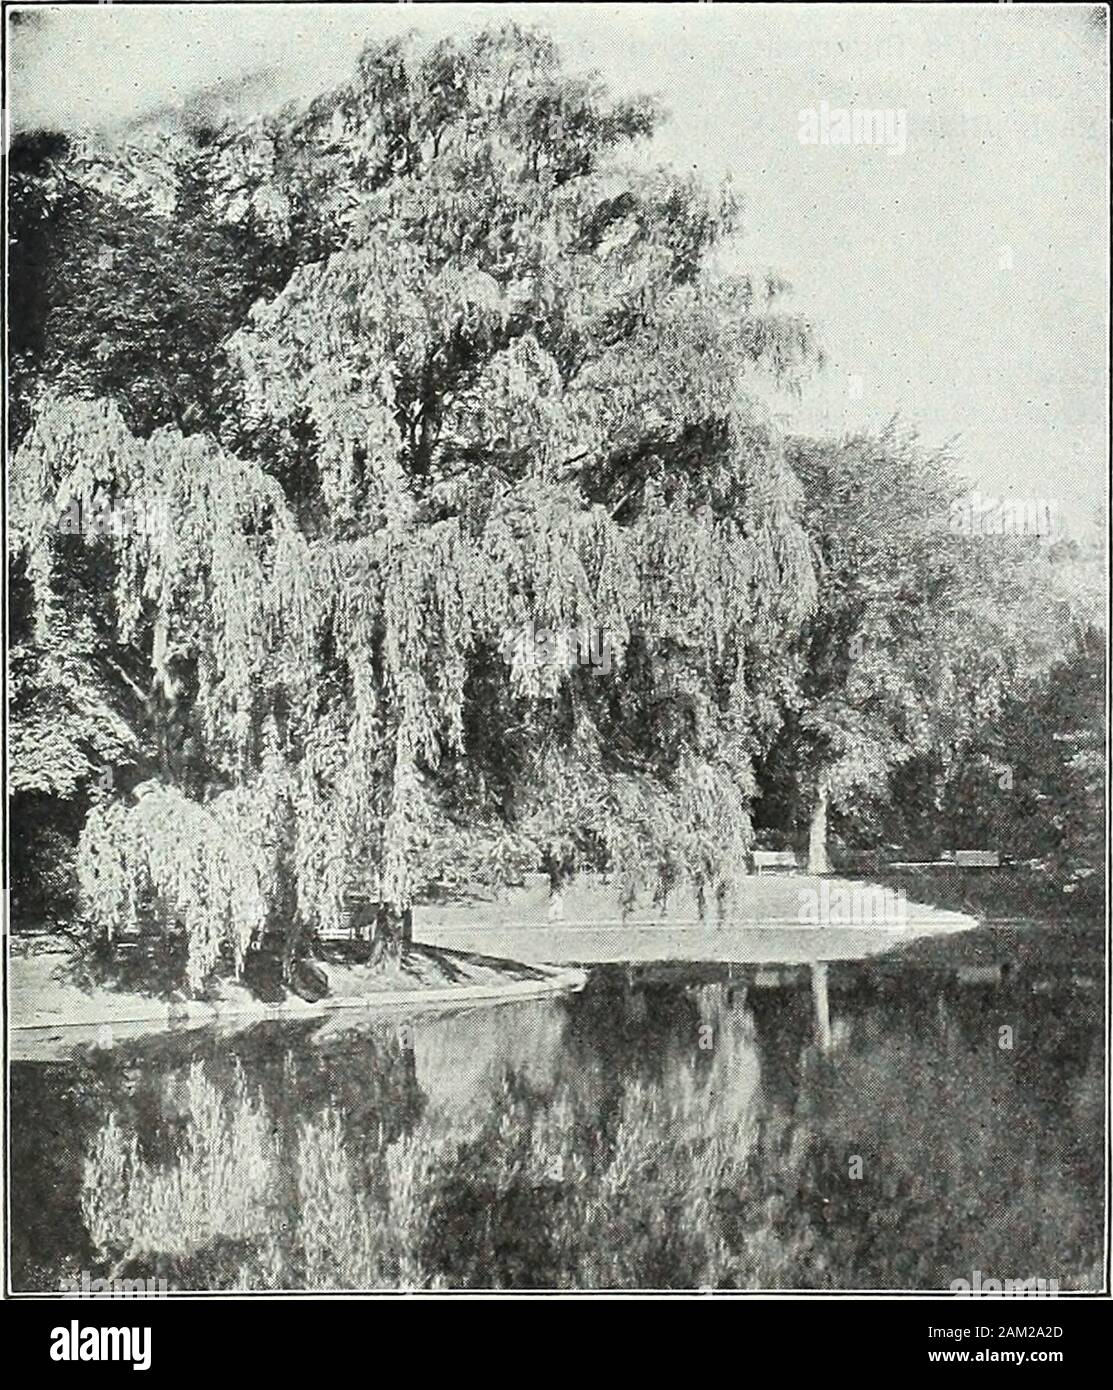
left=12, top=26, right=820, bottom=992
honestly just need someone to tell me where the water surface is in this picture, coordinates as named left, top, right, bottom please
left=11, top=954, right=1104, bottom=1291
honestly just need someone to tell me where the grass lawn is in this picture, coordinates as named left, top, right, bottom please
left=415, top=871, right=974, bottom=965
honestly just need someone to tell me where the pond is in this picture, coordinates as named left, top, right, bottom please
left=10, top=954, right=1104, bottom=1292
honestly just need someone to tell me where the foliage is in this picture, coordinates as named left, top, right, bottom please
left=76, top=783, right=269, bottom=991
left=11, top=26, right=820, bottom=985
left=753, top=427, right=1098, bottom=873
left=926, top=535, right=1105, bottom=891
left=8, top=126, right=290, bottom=443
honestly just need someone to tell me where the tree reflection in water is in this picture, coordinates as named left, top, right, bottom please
left=83, top=1063, right=277, bottom=1272
left=32, top=966, right=1104, bottom=1290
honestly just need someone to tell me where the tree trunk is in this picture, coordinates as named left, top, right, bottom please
left=543, top=850, right=568, bottom=922
left=368, top=902, right=413, bottom=967
left=808, top=783, right=831, bottom=875
left=811, top=962, right=832, bottom=1052
left=150, top=613, right=178, bottom=781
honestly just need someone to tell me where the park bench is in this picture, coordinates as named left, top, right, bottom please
left=752, top=849, right=800, bottom=874
left=951, top=850, right=1000, bottom=868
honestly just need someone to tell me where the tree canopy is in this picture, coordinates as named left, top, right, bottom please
left=10, top=25, right=1102, bottom=992
left=756, top=429, right=1103, bottom=877
left=12, top=25, right=826, bottom=988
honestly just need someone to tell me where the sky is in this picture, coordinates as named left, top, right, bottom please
left=8, top=3, right=1109, bottom=534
